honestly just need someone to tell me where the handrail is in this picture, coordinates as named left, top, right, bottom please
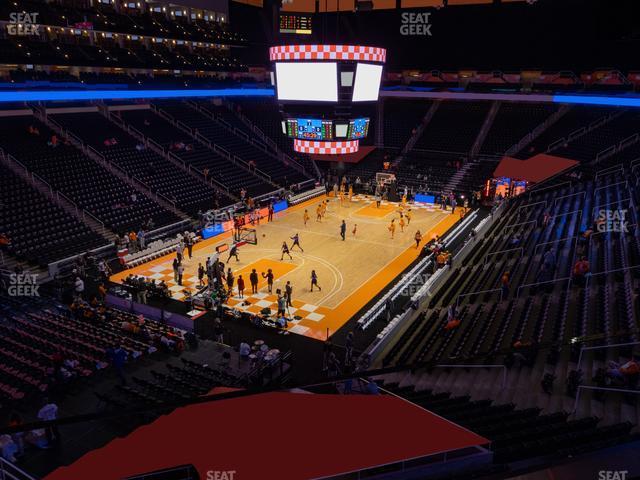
left=567, top=126, right=586, bottom=140
left=147, top=138, right=165, bottom=155
left=517, top=200, right=547, bottom=211
left=176, top=120, right=193, bottom=135
left=131, top=175, right=151, bottom=190
left=591, top=197, right=631, bottom=214
left=594, top=180, right=629, bottom=195
left=527, top=180, right=571, bottom=198
left=516, top=276, right=572, bottom=298
left=455, top=288, right=502, bottom=308
left=0, top=457, right=37, bottom=480
left=432, top=364, right=508, bottom=390
left=83, top=208, right=106, bottom=235
left=57, top=191, right=78, bottom=212
left=157, top=192, right=176, bottom=207
left=595, top=144, right=617, bottom=163
left=573, top=385, right=640, bottom=415
left=503, top=219, right=537, bottom=230
left=484, top=247, right=523, bottom=264
left=553, top=190, right=586, bottom=207
left=31, top=172, right=53, bottom=194
left=577, top=341, right=640, bottom=374
left=595, top=164, right=624, bottom=180
left=196, top=132, right=212, bottom=148
left=547, top=137, right=566, bottom=152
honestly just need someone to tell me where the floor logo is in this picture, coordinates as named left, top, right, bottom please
left=400, top=12, right=433, bottom=36
left=7, top=12, right=40, bottom=36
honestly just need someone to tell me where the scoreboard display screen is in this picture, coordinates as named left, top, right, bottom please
left=347, top=118, right=370, bottom=139
left=279, top=14, right=312, bottom=35
left=286, top=118, right=333, bottom=140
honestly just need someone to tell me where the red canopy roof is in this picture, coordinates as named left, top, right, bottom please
left=493, top=153, right=578, bottom=183
left=45, top=392, right=488, bottom=480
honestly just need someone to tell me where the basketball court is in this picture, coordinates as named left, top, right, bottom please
left=111, top=194, right=461, bottom=340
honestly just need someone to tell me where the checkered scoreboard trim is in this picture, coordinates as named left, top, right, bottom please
left=293, top=139, right=359, bottom=155
left=269, top=45, right=387, bottom=63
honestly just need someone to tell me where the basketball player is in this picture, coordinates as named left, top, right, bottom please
left=321, top=200, right=327, bottom=218
left=227, top=243, right=239, bottom=262
left=290, top=233, right=304, bottom=252
left=316, top=203, right=322, bottom=222
left=352, top=223, right=358, bottom=237
left=310, top=270, right=322, bottom=292
left=249, top=268, right=259, bottom=294
left=348, top=184, right=353, bottom=202
left=280, top=241, right=293, bottom=260
left=406, top=209, right=412, bottom=226
left=399, top=215, right=405, bottom=233
left=389, top=219, right=396, bottom=239
left=375, top=192, right=382, bottom=208
left=415, top=230, right=422, bottom=249
left=303, top=209, right=310, bottom=226
left=340, top=220, right=346, bottom=241
left=262, top=269, right=274, bottom=293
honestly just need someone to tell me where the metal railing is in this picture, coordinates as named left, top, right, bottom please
left=0, top=458, right=37, bottom=480
left=573, top=385, right=640, bottom=415
left=484, top=247, right=523, bottom=264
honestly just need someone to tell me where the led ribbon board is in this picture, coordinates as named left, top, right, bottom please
left=293, top=139, right=359, bottom=154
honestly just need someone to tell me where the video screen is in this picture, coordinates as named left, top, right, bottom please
left=348, top=118, right=370, bottom=139
left=286, top=118, right=333, bottom=140
left=275, top=62, right=338, bottom=102
left=279, top=14, right=312, bottom=35
left=352, top=63, right=383, bottom=102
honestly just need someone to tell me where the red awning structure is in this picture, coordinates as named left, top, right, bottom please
left=493, top=153, right=578, bottom=183
left=45, top=392, right=489, bottom=480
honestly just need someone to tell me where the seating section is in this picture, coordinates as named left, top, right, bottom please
left=157, top=102, right=309, bottom=187
left=0, top=167, right=108, bottom=266
left=0, top=0, right=244, bottom=45
left=51, top=112, right=218, bottom=215
left=383, top=166, right=640, bottom=368
left=383, top=99, right=431, bottom=149
left=414, top=101, right=490, bottom=153
left=0, top=295, right=184, bottom=407
left=0, top=116, right=178, bottom=234
left=118, top=108, right=271, bottom=198
left=233, top=99, right=319, bottom=176
left=517, top=106, right=617, bottom=159
left=552, top=109, right=640, bottom=161
left=480, top=103, right=557, bottom=155
left=381, top=382, right=637, bottom=464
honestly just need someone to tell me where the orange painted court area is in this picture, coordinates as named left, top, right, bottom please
left=111, top=195, right=460, bottom=340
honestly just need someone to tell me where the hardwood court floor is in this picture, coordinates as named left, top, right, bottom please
left=111, top=195, right=461, bottom=340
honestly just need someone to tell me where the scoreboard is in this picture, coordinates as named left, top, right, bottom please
left=286, top=118, right=333, bottom=140
left=284, top=117, right=368, bottom=141
left=279, top=14, right=312, bottom=35
left=348, top=118, right=369, bottom=139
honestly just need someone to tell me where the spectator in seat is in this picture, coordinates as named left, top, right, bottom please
left=37, top=398, right=60, bottom=445
left=501, top=271, right=510, bottom=301
left=239, top=340, right=251, bottom=359
left=573, top=256, right=590, bottom=287
left=74, top=276, right=84, bottom=299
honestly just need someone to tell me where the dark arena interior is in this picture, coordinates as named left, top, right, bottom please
left=1, top=0, right=640, bottom=479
